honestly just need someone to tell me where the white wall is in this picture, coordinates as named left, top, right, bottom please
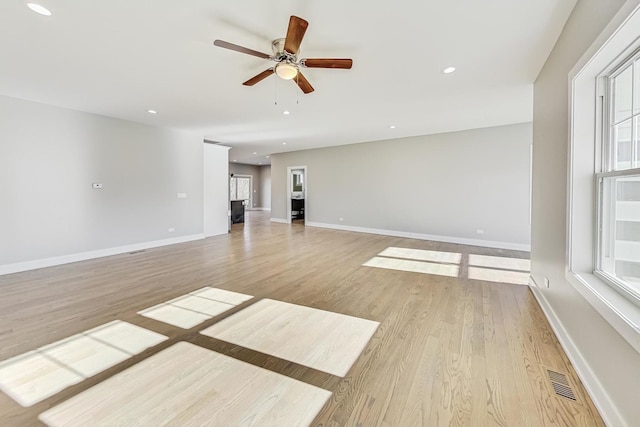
left=204, top=144, right=229, bottom=237
left=531, top=0, right=640, bottom=424
left=0, top=95, right=204, bottom=271
left=271, top=123, right=531, bottom=249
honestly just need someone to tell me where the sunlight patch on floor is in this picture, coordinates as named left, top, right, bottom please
left=0, top=321, right=166, bottom=407
left=468, top=254, right=531, bottom=272
left=39, top=342, right=332, bottom=427
left=468, top=267, right=530, bottom=285
left=363, top=247, right=530, bottom=285
left=378, top=247, right=462, bottom=264
left=201, top=299, right=379, bottom=377
left=138, top=287, right=253, bottom=329
left=363, top=256, right=460, bottom=278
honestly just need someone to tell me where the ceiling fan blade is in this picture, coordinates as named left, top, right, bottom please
left=294, top=72, right=314, bottom=94
left=284, top=16, right=309, bottom=55
left=302, top=58, right=353, bottom=69
left=243, top=68, right=274, bottom=86
left=213, top=40, right=270, bottom=59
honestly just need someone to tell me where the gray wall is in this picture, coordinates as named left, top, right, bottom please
left=229, top=163, right=271, bottom=209
left=531, top=0, right=640, bottom=424
left=259, top=165, right=271, bottom=210
left=0, top=95, right=204, bottom=266
left=229, top=163, right=260, bottom=208
left=271, top=122, right=531, bottom=248
left=229, top=163, right=261, bottom=177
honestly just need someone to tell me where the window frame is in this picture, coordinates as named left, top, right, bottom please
left=566, top=0, right=640, bottom=355
left=595, top=50, right=640, bottom=307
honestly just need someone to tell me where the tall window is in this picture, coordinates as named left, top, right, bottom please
left=598, top=51, right=640, bottom=304
left=230, top=176, right=251, bottom=202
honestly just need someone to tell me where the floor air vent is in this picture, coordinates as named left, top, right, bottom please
left=547, top=369, right=576, bottom=401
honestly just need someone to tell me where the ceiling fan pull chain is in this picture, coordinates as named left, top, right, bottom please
left=274, top=77, right=278, bottom=105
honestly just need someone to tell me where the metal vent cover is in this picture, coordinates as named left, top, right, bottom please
left=547, top=369, right=577, bottom=401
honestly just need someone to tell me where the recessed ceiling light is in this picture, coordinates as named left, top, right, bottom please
left=253, top=152, right=257, bottom=155
left=233, top=160, right=237, bottom=162
left=283, top=111, right=290, bottom=115
left=147, top=109, right=158, bottom=114
left=258, top=162, right=262, bottom=165
left=27, top=3, right=51, bottom=16
left=282, top=142, right=287, bottom=145
left=389, top=125, right=396, bottom=129
left=266, top=155, right=270, bottom=158
left=443, top=66, right=456, bottom=74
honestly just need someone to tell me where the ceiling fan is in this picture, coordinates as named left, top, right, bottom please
left=213, top=15, right=353, bottom=94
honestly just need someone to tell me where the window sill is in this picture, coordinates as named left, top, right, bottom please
left=567, top=271, right=640, bottom=354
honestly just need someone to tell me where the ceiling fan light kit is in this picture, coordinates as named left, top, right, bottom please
left=274, top=62, right=298, bottom=80
left=213, top=15, right=353, bottom=94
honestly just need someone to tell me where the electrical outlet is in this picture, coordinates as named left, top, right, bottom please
left=339, top=217, right=344, bottom=221
left=168, top=228, right=175, bottom=233
left=92, top=183, right=103, bottom=189
left=176, top=193, right=187, bottom=199
left=476, top=229, right=485, bottom=235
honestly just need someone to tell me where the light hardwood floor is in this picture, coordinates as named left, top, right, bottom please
left=0, top=211, right=604, bottom=426
left=200, top=298, right=380, bottom=377
left=39, top=342, right=332, bottom=427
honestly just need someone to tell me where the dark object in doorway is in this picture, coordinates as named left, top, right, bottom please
left=291, top=198, right=304, bottom=220
left=231, top=200, right=245, bottom=224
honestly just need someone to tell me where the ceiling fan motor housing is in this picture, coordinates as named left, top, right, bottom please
left=271, top=38, right=298, bottom=63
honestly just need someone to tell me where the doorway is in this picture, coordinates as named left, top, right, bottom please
left=287, top=166, right=307, bottom=224
left=230, top=175, right=252, bottom=209
left=230, top=174, right=252, bottom=225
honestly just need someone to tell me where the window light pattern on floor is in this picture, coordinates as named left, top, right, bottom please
left=363, top=257, right=460, bottom=277
left=363, top=247, right=530, bottom=285
left=200, top=299, right=380, bottom=377
left=468, top=254, right=530, bottom=285
left=138, top=287, right=253, bottom=329
left=364, top=248, right=461, bottom=278
left=39, top=342, right=332, bottom=427
left=378, top=247, right=462, bottom=264
left=0, top=321, right=167, bottom=407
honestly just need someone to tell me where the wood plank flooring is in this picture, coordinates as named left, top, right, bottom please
left=0, top=211, right=604, bottom=426
left=39, top=342, right=332, bottom=427
left=200, top=298, right=380, bottom=377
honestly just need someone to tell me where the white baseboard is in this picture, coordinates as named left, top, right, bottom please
left=0, top=234, right=205, bottom=276
left=529, top=281, right=623, bottom=427
left=270, top=217, right=289, bottom=224
left=253, top=207, right=271, bottom=211
left=305, top=221, right=531, bottom=252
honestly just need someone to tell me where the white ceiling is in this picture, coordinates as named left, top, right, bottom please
left=0, top=0, right=576, bottom=165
